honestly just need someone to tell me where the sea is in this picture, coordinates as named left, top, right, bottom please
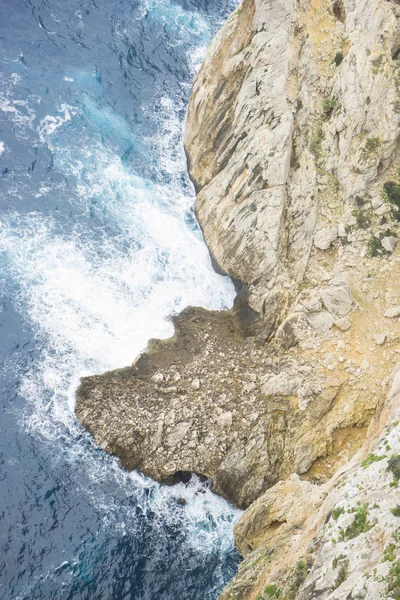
left=0, top=1, right=242, bottom=598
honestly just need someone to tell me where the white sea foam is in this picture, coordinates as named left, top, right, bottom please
left=0, top=84, right=237, bottom=540
left=38, top=103, right=77, bottom=141
left=0, top=1, right=240, bottom=560
left=0, top=75, right=38, bottom=137
left=138, top=0, right=211, bottom=42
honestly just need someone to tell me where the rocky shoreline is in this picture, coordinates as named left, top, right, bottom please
left=76, top=0, right=400, bottom=597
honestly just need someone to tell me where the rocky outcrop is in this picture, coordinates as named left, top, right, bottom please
left=76, top=257, right=400, bottom=509
left=184, top=0, right=400, bottom=337
left=219, top=365, right=400, bottom=600
left=76, top=303, right=358, bottom=509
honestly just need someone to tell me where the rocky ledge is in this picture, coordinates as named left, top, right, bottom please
left=76, top=263, right=400, bottom=510
left=76, top=0, right=400, bottom=597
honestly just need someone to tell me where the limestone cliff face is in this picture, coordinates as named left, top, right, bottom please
left=220, top=366, right=400, bottom=600
left=185, top=0, right=400, bottom=336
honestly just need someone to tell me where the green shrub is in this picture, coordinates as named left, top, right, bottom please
left=383, top=542, right=396, bottom=563
left=322, top=98, right=337, bottom=117
left=384, top=182, right=400, bottom=220
left=361, top=453, right=385, bottom=468
left=339, top=504, right=372, bottom=540
left=333, top=52, right=344, bottom=66
left=388, top=455, right=400, bottom=483
left=392, top=506, right=400, bottom=518
left=387, top=560, right=400, bottom=599
left=385, top=182, right=400, bottom=205
left=264, top=585, right=281, bottom=598
left=331, top=507, right=345, bottom=521
left=332, top=558, right=349, bottom=590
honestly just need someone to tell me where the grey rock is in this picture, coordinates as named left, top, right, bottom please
left=151, top=372, right=164, bottom=384
left=305, top=311, right=334, bottom=334
left=381, top=236, right=398, bottom=253
left=384, top=306, right=400, bottom=318
left=375, top=204, right=391, bottom=216
left=321, top=283, right=353, bottom=317
left=334, top=317, right=352, bottom=331
left=374, top=333, right=387, bottom=346
left=275, top=313, right=301, bottom=349
left=261, top=373, right=302, bottom=397
left=371, top=196, right=383, bottom=210
left=217, top=412, right=233, bottom=428
left=191, top=378, right=201, bottom=390
left=314, top=227, right=337, bottom=250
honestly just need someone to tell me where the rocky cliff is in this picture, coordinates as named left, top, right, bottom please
left=184, top=0, right=400, bottom=336
left=76, top=0, right=400, bottom=597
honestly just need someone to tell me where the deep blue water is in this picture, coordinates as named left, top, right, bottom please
left=0, top=1, right=241, bottom=598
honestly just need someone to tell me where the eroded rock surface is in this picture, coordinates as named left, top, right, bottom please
left=185, top=0, right=400, bottom=335
left=76, top=303, right=359, bottom=509
left=220, top=366, right=400, bottom=600
left=76, top=254, right=400, bottom=509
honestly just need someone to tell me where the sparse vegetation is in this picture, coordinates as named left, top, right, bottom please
left=264, top=584, right=282, bottom=598
left=393, top=530, right=400, bottom=543
left=372, top=54, right=384, bottom=74
left=387, top=560, right=400, bottom=599
left=332, top=557, right=349, bottom=590
left=388, top=455, right=400, bottom=484
left=355, top=195, right=366, bottom=207
left=333, top=52, right=344, bottom=66
left=284, top=554, right=314, bottom=600
left=332, top=507, right=345, bottom=521
left=353, top=207, right=372, bottom=229
left=332, top=554, right=347, bottom=569
left=310, top=127, right=324, bottom=157
left=368, top=236, right=381, bottom=257
left=361, top=453, right=386, bottom=468
left=339, top=504, right=373, bottom=540
left=365, top=137, right=381, bottom=153
left=382, top=542, right=396, bottom=563
left=392, top=506, right=400, bottom=518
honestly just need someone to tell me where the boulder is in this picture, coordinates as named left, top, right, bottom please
left=314, top=227, right=337, bottom=250
left=321, top=276, right=353, bottom=317
left=305, top=310, right=334, bottom=333
left=381, top=236, right=398, bottom=253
